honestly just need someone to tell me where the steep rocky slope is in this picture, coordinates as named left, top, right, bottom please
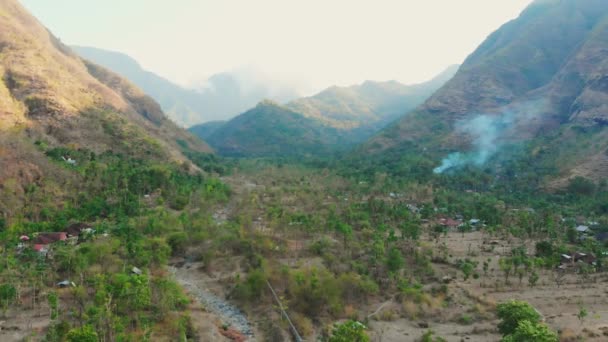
left=0, top=0, right=210, bottom=215
left=72, top=46, right=300, bottom=126
left=366, top=0, right=608, bottom=185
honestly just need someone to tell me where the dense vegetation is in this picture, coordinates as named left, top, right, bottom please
left=0, top=143, right=230, bottom=340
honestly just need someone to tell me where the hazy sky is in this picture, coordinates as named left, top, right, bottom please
left=21, top=0, right=532, bottom=92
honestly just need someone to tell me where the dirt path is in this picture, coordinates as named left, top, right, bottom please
left=169, top=265, right=257, bottom=341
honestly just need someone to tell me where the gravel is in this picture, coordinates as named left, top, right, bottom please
left=169, top=266, right=256, bottom=341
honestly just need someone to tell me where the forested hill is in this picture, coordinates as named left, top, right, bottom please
left=286, top=64, right=459, bottom=130
left=204, top=100, right=351, bottom=157
left=0, top=0, right=226, bottom=340
left=194, top=66, right=458, bottom=157
left=363, top=0, right=608, bottom=188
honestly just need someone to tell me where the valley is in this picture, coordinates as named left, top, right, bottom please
left=2, top=0, right=608, bottom=341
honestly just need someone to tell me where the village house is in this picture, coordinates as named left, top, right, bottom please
left=438, top=217, right=462, bottom=229
left=32, top=232, right=67, bottom=257
left=559, top=251, right=597, bottom=269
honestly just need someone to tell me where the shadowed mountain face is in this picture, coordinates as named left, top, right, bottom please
left=365, top=0, right=608, bottom=186
left=71, top=46, right=300, bottom=126
left=192, top=66, right=458, bottom=157
left=203, top=101, right=353, bottom=157
left=0, top=0, right=209, bottom=213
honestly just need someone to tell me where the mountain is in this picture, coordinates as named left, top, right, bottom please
left=0, top=0, right=209, bottom=214
left=71, top=46, right=300, bottom=126
left=189, top=120, right=227, bottom=141
left=365, top=0, right=608, bottom=187
left=195, top=66, right=457, bottom=157
left=286, top=65, right=458, bottom=132
left=205, top=101, right=350, bottom=157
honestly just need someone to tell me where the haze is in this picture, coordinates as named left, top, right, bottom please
left=21, top=0, right=532, bottom=93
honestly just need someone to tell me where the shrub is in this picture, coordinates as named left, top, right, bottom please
left=328, top=320, right=369, bottom=342
left=502, top=320, right=558, bottom=342
left=496, top=300, right=541, bottom=336
left=167, top=232, right=188, bottom=256
left=66, top=325, right=98, bottom=342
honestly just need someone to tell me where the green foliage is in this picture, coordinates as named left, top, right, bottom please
left=67, top=325, right=98, bottom=342
left=497, top=300, right=541, bottom=336
left=0, top=283, right=17, bottom=314
left=501, top=320, right=558, bottom=342
left=44, top=321, right=71, bottom=342
left=167, top=232, right=188, bottom=256
left=47, top=291, right=59, bottom=320
left=234, top=268, right=267, bottom=301
left=456, top=259, right=478, bottom=281
left=328, top=320, right=369, bottom=342
left=567, top=176, right=596, bottom=196
left=386, top=247, right=404, bottom=273
left=420, top=329, right=447, bottom=342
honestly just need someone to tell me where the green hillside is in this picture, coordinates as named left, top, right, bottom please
left=205, top=101, right=351, bottom=157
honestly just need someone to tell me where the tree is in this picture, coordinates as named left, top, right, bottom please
left=400, top=221, right=420, bottom=241
left=577, top=305, right=588, bottom=327
left=0, top=283, right=17, bottom=317
left=496, top=300, right=541, bottom=336
left=48, top=291, right=59, bottom=320
left=386, top=248, right=404, bottom=273
left=67, top=325, right=98, bottom=342
left=499, top=258, right=513, bottom=285
left=553, top=268, right=566, bottom=288
left=335, top=222, right=353, bottom=248
left=501, top=320, right=557, bottom=342
left=528, top=271, right=539, bottom=287
left=329, top=320, right=369, bottom=342
left=458, top=259, right=478, bottom=281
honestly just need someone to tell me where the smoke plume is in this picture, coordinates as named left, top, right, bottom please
left=433, top=100, right=545, bottom=174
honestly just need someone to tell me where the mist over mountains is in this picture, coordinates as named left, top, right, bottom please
left=194, top=65, right=458, bottom=157
left=71, top=46, right=301, bottom=126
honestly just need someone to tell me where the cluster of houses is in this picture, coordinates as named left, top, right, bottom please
left=18, top=222, right=95, bottom=257
left=574, top=221, right=608, bottom=242
left=559, top=251, right=597, bottom=270
left=436, top=216, right=483, bottom=230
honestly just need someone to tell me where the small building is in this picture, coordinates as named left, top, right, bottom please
left=56, top=280, right=76, bottom=288
left=131, top=267, right=143, bottom=275
left=34, top=244, right=50, bottom=257
left=576, top=225, right=590, bottom=234
left=574, top=252, right=596, bottom=264
left=438, top=218, right=462, bottom=229
left=560, top=254, right=572, bottom=264
left=469, top=219, right=481, bottom=226
left=34, top=232, right=67, bottom=245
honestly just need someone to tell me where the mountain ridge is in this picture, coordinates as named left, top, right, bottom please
left=194, top=65, right=458, bottom=157
left=71, top=46, right=300, bottom=126
left=364, top=0, right=608, bottom=186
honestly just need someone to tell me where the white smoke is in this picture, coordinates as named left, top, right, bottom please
left=433, top=100, right=545, bottom=174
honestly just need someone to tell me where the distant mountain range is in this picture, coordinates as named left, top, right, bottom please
left=192, top=66, right=458, bottom=157
left=364, top=0, right=608, bottom=187
left=71, top=46, right=300, bottom=126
